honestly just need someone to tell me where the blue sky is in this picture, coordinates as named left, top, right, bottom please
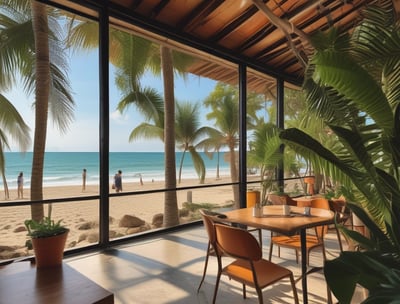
left=6, top=50, right=217, bottom=152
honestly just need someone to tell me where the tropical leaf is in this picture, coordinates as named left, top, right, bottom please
left=312, top=49, right=393, bottom=133
left=293, top=2, right=400, bottom=302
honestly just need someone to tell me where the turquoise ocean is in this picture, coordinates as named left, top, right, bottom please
left=2, top=152, right=230, bottom=189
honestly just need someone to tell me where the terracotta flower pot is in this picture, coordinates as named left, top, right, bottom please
left=31, top=230, right=69, bottom=268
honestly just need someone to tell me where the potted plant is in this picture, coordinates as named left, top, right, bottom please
left=25, top=215, right=69, bottom=268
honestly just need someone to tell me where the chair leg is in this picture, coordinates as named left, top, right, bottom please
left=242, top=283, right=247, bottom=299
left=289, top=273, right=300, bottom=304
left=268, top=242, right=273, bottom=261
left=212, top=271, right=221, bottom=304
left=197, top=242, right=211, bottom=293
left=335, top=227, right=344, bottom=252
left=326, top=284, right=333, bottom=304
left=321, top=245, right=327, bottom=261
left=255, top=286, right=263, bottom=304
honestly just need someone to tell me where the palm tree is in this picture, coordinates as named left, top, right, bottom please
left=197, top=130, right=225, bottom=180
left=203, top=83, right=241, bottom=207
left=128, top=100, right=212, bottom=184
left=115, top=39, right=189, bottom=226
left=280, top=2, right=400, bottom=301
left=0, top=96, right=31, bottom=199
left=285, top=97, right=336, bottom=193
left=159, top=46, right=179, bottom=226
left=31, top=1, right=74, bottom=220
left=175, top=101, right=215, bottom=184
left=247, top=123, right=283, bottom=204
left=203, top=83, right=265, bottom=207
left=0, top=1, right=74, bottom=219
left=68, top=19, right=195, bottom=226
left=118, top=43, right=195, bottom=226
left=0, top=1, right=32, bottom=199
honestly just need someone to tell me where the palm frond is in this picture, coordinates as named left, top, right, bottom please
left=188, top=147, right=206, bottom=183
left=118, top=87, right=164, bottom=123
left=128, top=122, right=163, bottom=142
left=312, top=48, right=393, bottom=133
left=0, top=94, right=31, bottom=150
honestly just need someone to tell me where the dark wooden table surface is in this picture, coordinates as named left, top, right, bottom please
left=0, top=261, right=114, bottom=304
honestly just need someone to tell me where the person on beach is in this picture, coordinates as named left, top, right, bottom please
left=82, top=168, right=87, bottom=191
left=17, top=172, right=23, bottom=199
left=114, top=170, right=122, bottom=192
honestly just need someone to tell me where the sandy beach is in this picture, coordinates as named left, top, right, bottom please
left=0, top=176, right=242, bottom=259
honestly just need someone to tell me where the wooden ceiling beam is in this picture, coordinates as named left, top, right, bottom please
left=236, top=24, right=276, bottom=52
left=128, top=0, right=144, bottom=11
left=150, top=0, right=170, bottom=18
left=241, top=0, right=315, bottom=69
left=208, top=5, right=259, bottom=43
left=252, top=0, right=312, bottom=44
left=176, top=0, right=225, bottom=32
left=235, top=1, right=321, bottom=53
left=252, top=1, right=365, bottom=63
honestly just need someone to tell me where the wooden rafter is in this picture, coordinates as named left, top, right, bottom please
left=251, top=0, right=313, bottom=68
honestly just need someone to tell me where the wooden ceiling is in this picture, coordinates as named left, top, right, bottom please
left=106, top=0, right=379, bottom=92
left=59, top=0, right=383, bottom=93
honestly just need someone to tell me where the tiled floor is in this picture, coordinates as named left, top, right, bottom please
left=66, top=225, right=365, bottom=303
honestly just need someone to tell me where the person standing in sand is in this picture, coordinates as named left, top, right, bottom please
left=82, top=168, right=87, bottom=191
left=17, top=172, right=24, bottom=199
left=114, top=170, right=122, bottom=192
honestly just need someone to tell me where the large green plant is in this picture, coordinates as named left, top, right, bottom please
left=279, top=2, right=400, bottom=303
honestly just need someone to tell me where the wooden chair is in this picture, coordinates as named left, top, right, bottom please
left=213, top=223, right=299, bottom=304
left=329, top=198, right=352, bottom=252
left=268, top=198, right=330, bottom=265
left=197, top=209, right=224, bottom=293
left=267, top=194, right=298, bottom=258
left=267, top=193, right=297, bottom=206
left=197, top=209, right=263, bottom=293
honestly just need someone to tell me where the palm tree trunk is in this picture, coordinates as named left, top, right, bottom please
left=216, top=150, right=220, bottom=179
left=1, top=172, right=9, bottom=200
left=161, top=46, right=179, bottom=227
left=30, top=0, right=49, bottom=221
left=178, top=150, right=186, bottom=184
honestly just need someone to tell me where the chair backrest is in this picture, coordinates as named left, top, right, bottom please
left=214, top=223, right=262, bottom=261
left=296, top=200, right=311, bottom=207
left=268, top=194, right=297, bottom=206
left=199, top=209, right=218, bottom=246
left=310, top=198, right=330, bottom=238
left=311, top=197, right=330, bottom=210
left=286, top=195, right=298, bottom=206
left=267, top=194, right=285, bottom=205
left=329, top=197, right=350, bottom=223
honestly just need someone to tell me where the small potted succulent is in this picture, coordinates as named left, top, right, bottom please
left=25, top=215, right=69, bottom=268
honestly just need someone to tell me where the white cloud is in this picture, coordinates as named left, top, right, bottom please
left=110, top=110, right=130, bottom=124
